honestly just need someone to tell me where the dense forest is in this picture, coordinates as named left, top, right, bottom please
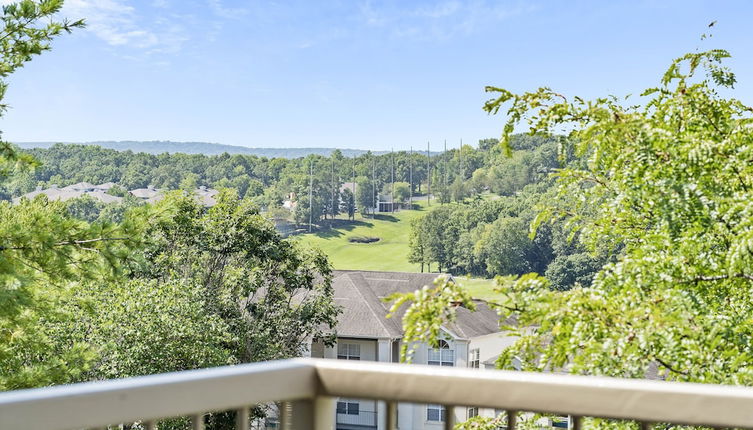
left=408, top=135, right=610, bottom=289
left=4, top=143, right=433, bottom=222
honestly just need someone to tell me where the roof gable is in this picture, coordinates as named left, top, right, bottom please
left=331, top=270, right=503, bottom=340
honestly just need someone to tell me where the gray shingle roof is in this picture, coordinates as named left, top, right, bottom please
left=87, top=191, right=123, bottom=204
left=130, top=187, right=162, bottom=199
left=61, top=182, right=98, bottom=191
left=332, top=270, right=503, bottom=340
left=194, top=187, right=219, bottom=207
left=12, top=188, right=122, bottom=204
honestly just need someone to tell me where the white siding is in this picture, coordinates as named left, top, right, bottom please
left=468, top=332, right=517, bottom=369
left=316, top=330, right=515, bottom=429
left=467, top=332, right=518, bottom=419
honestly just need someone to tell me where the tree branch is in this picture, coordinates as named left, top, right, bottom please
left=676, top=273, right=753, bottom=283
left=655, top=357, right=689, bottom=376
left=0, top=237, right=130, bottom=251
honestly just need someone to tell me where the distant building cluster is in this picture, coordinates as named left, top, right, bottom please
left=12, top=182, right=219, bottom=207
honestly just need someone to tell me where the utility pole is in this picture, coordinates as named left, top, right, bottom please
left=443, top=139, right=447, bottom=204
left=427, top=141, right=431, bottom=207
left=372, top=158, right=376, bottom=217
left=391, top=148, right=395, bottom=212
left=331, top=157, right=335, bottom=227
left=459, top=138, right=463, bottom=179
left=308, top=158, right=313, bottom=233
left=352, top=158, right=356, bottom=220
left=409, top=146, right=413, bottom=210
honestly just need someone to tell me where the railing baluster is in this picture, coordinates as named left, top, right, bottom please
left=191, top=414, right=204, bottom=430
left=386, top=401, right=397, bottom=430
left=289, top=399, right=312, bottom=430
left=235, top=406, right=250, bottom=430
left=507, top=410, right=517, bottom=430
left=570, top=415, right=582, bottom=430
left=444, top=405, right=455, bottom=430
left=279, top=402, right=290, bottom=430
left=313, top=396, right=335, bottom=430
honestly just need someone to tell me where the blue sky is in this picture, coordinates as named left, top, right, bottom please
left=2, top=0, right=753, bottom=151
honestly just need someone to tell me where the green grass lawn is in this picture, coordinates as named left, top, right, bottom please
left=294, top=200, right=431, bottom=272
left=293, top=200, right=503, bottom=301
left=454, top=276, right=501, bottom=302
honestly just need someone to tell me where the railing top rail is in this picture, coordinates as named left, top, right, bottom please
left=0, top=359, right=316, bottom=430
left=313, top=359, right=753, bottom=428
left=3, top=358, right=753, bottom=429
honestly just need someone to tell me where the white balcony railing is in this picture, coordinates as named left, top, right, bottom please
left=336, top=410, right=377, bottom=428
left=3, top=358, right=753, bottom=430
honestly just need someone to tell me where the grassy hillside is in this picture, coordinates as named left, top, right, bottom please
left=294, top=200, right=500, bottom=300
left=294, top=201, right=430, bottom=272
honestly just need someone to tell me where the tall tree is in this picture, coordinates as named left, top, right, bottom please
left=408, top=216, right=429, bottom=272
left=355, top=175, right=373, bottom=217
left=133, top=190, right=339, bottom=363
left=340, top=187, right=356, bottom=220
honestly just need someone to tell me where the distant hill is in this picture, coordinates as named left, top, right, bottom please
left=14, top=141, right=391, bottom=158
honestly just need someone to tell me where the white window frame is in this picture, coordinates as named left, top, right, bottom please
left=336, top=399, right=360, bottom=415
left=337, top=343, right=360, bottom=360
left=428, top=339, right=454, bottom=366
left=467, top=406, right=479, bottom=419
left=427, top=404, right=446, bottom=422
left=469, top=348, right=480, bottom=369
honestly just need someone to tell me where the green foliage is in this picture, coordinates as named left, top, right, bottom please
left=340, top=187, right=356, bottom=220
left=544, top=252, right=603, bottom=290
left=408, top=216, right=429, bottom=272
left=106, top=184, right=127, bottom=197
left=475, top=216, right=536, bottom=276
left=355, top=175, right=374, bottom=216
left=0, top=196, right=150, bottom=389
left=65, top=194, right=105, bottom=223
left=485, top=49, right=753, bottom=384
left=396, top=50, right=753, bottom=430
left=449, top=175, right=468, bottom=202
left=392, top=181, right=411, bottom=203
left=59, top=278, right=237, bottom=380
left=135, top=190, right=339, bottom=362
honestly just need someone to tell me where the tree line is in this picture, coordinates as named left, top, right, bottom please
left=4, top=135, right=538, bottom=226
left=407, top=134, right=609, bottom=290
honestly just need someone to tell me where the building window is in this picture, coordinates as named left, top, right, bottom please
left=552, top=417, right=569, bottom=428
left=427, top=404, right=446, bottom=422
left=469, top=348, right=480, bottom=369
left=467, top=407, right=478, bottom=419
left=337, top=343, right=360, bottom=360
left=428, top=340, right=454, bottom=366
left=336, top=400, right=360, bottom=415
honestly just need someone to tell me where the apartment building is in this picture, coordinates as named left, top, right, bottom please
left=310, top=270, right=517, bottom=430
